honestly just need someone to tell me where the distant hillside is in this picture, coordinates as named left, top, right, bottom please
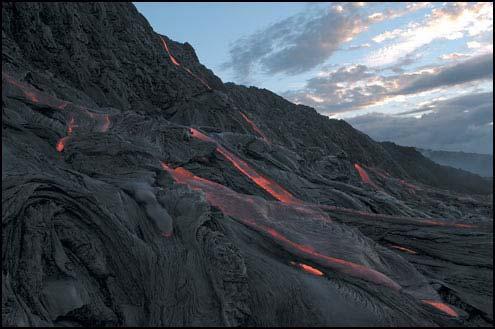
left=381, top=142, right=493, bottom=195
left=418, top=148, right=493, bottom=177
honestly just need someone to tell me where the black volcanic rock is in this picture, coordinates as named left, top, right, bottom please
left=2, top=2, right=493, bottom=327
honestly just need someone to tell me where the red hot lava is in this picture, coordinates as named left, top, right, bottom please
left=3, top=72, right=112, bottom=140
left=290, top=261, right=324, bottom=276
left=159, top=36, right=212, bottom=90
left=189, top=128, right=300, bottom=205
left=354, top=163, right=378, bottom=189
left=421, top=300, right=459, bottom=317
left=56, top=115, right=78, bottom=152
left=159, top=36, right=180, bottom=67
left=239, top=111, right=270, bottom=143
left=161, top=162, right=401, bottom=291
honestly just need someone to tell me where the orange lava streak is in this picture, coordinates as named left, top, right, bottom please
left=159, top=36, right=212, bottom=90
left=190, top=128, right=300, bottom=205
left=183, top=67, right=212, bottom=90
left=56, top=136, right=70, bottom=152
left=3, top=72, right=70, bottom=110
left=354, top=163, right=378, bottom=189
left=161, top=162, right=400, bottom=290
left=421, top=300, right=459, bottom=317
left=390, top=245, right=417, bottom=254
left=239, top=111, right=269, bottom=143
left=290, top=261, right=324, bottom=276
left=160, top=36, right=181, bottom=66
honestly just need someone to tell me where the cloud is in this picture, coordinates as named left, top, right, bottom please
left=394, top=53, right=493, bottom=95
left=222, top=4, right=366, bottom=81
left=366, top=2, right=493, bottom=67
left=347, top=92, right=493, bottom=154
left=223, top=3, right=432, bottom=82
left=283, top=53, right=493, bottom=114
left=439, top=52, right=470, bottom=61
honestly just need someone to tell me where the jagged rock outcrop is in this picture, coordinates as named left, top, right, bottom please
left=2, top=2, right=493, bottom=327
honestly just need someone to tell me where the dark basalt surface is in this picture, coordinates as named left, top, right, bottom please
left=2, top=2, right=493, bottom=327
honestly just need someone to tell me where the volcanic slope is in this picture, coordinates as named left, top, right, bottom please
left=2, top=2, right=493, bottom=327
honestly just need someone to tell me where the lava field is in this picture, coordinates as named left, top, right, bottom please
left=2, top=2, right=493, bottom=327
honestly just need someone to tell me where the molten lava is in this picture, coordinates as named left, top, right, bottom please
left=290, top=261, right=324, bottom=276
left=421, top=300, right=459, bottom=317
left=3, top=73, right=113, bottom=153
left=189, top=128, right=300, bottom=205
left=3, top=72, right=67, bottom=109
left=239, top=111, right=270, bottom=143
left=159, top=36, right=180, bottom=67
left=159, top=36, right=212, bottom=90
left=354, top=163, right=378, bottom=189
left=161, top=162, right=400, bottom=290
left=56, top=136, right=70, bottom=152
left=390, top=245, right=417, bottom=254
left=56, top=116, right=78, bottom=152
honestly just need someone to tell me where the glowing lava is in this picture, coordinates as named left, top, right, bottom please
left=421, top=300, right=459, bottom=317
left=56, top=116, right=78, bottom=152
left=290, top=261, right=324, bottom=276
left=3, top=73, right=113, bottom=153
left=239, top=111, right=270, bottom=143
left=190, top=128, right=300, bottom=205
left=161, top=162, right=400, bottom=290
left=159, top=36, right=212, bottom=90
left=354, top=163, right=378, bottom=189
left=390, top=245, right=417, bottom=254
left=160, top=36, right=180, bottom=66
left=56, top=136, right=69, bottom=152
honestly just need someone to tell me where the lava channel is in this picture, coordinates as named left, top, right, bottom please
left=290, top=261, right=324, bottom=276
left=354, top=163, right=379, bottom=189
left=161, top=162, right=401, bottom=291
left=190, top=128, right=300, bottom=205
left=56, top=116, right=78, bottom=152
left=159, top=36, right=211, bottom=90
left=239, top=111, right=270, bottom=143
left=421, top=300, right=459, bottom=317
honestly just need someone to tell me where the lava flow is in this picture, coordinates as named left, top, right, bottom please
left=354, top=163, right=378, bottom=189
left=56, top=116, right=78, bottom=152
left=190, top=128, right=300, bottom=205
left=160, top=36, right=180, bottom=66
left=3, top=72, right=69, bottom=110
left=290, top=261, right=324, bottom=276
left=390, top=245, right=417, bottom=254
left=189, top=128, right=475, bottom=230
left=3, top=73, right=113, bottom=152
left=161, top=162, right=401, bottom=290
left=159, top=36, right=211, bottom=90
left=239, top=111, right=270, bottom=143
left=421, top=300, right=459, bottom=317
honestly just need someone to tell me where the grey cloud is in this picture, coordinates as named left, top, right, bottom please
left=283, top=53, right=494, bottom=115
left=395, top=53, right=493, bottom=95
left=347, top=92, right=494, bottom=154
left=223, top=4, right=366, bottom=81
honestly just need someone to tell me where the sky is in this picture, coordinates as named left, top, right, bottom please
left=135, top=2, right=493, bottom=154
